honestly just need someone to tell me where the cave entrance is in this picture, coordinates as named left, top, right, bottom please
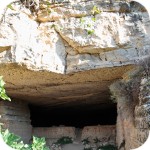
left=29, top=102, right=117, bottom=128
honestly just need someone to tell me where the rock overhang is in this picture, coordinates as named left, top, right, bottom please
left=0, top=0, right=149, bottom=109
left=0, top=63, right=133, bottom=107
left=0, top=1, right=150, bottom=73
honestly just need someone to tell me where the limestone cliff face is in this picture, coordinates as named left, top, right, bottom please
left=0, top=0, right=149, bottom=117
left=110, top=69, right=150, bottom=149
left=0, top=1, right=150, bottom=149
left=0, top=0, right=149, bottom=74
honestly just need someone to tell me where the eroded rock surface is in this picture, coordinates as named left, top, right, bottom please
left=0, top=64, right=133, bottom=106
left=0, top=100, right=32, bottom=143
left=110, top=69, right=150, bottom=149
left=0, top=0, right=150, bottom=74
left=0, top=1, right=150, bottom=149
left=81, top=125, right=116, bottom=145
left=0, top=0, right=149, bottom=107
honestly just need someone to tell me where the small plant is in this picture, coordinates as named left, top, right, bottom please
left=82, top=138, right=93, bottom=150
left=91, top=6, right=101, bottom=15
left=55, top=136, right=73, bottom=145
left=0, top=76, right=11, bottom=101
left=1, top=129, right=49, bottom=150
left=82, top=137, right=90, bottom=145
left=32, top=136, right=49, bottom=150
left=87, top=29, right=94, bottom=35
left=92, top=17, right=96, bottom=22
left=94, top=137, right=101, bottom=144
left=97, top=145, right=117, bottom=150
left=93, top=137, right=102, bottom=149
left=87, top=6, right=100, bottom=35
left=80, top=17, right=85, bottom=24
left=45, top=0, right=54, bottom=15
left=45, top=0, right=51, bottom=6
left=0, top=77, right=49, bottom=150
left=2, top=129, right=30, bottom=149
left=7, top=4, right=15, bottom=10
left=79, top=17, right=96, bottom=35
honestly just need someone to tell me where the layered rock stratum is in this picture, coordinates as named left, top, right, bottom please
left=0, top=0, right=149, bottom=107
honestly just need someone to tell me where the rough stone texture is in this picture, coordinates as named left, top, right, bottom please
left=0, top=1, right=150, bottom=148
left=37, top=0, right=121, bottom=22
left=81, top=125, right=116, bottom=145
left=0, top=100, right=32, bottom=143
left=116, top=94, right=136, bottom=150
left=110, top=72, right=150, bottom=150
left=33, top=127, right=76, bottom=139
left=33, top=126, right=76, bottom=147
left=33, top=125, right=116, bottom=148
left=0, top=63, right=133, bottom=107
left=0, top=0, right=150, bottom=74
left=131, top=77, right=150, bottom=148
left=0, top=1, right=149, bottom=149
left=0, top=0, right=149, bottom=107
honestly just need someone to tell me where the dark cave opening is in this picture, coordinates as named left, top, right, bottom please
left=29, top=103, right=117, bottom=128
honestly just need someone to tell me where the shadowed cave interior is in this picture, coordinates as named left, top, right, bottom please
left=29, top=102, right=117, bottom=128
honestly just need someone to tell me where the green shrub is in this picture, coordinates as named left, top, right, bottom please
left=32, top=136, right=49, bottom=150
left=55, top=136, right=73, bottom=145
left=0, top=77, right=49, bottom=150
left=82, top=137, right=90, bottom=145
left=0, top=76, right=11, bottom=101
left=2, top=129, right=31, bottom=150
left=1, top=129, right=49, bottom=150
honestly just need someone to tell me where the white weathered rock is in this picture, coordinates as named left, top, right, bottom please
left=0, top=1, right=149, bottom=106
left=0, top=5, right=67, bottom=73
left=58, top=10, right=150, bottom=73
left=37, top=0, right=121, bottom=22
left=0, top=1, right=150, bottom=74
left=0, top=1, right=150, bottom=149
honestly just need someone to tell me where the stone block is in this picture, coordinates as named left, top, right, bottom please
left=33, top=127, right=76, bottom=139
left=0, top=100, right=32, bottom=143
left=81, top=125, right=116, bottom=145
